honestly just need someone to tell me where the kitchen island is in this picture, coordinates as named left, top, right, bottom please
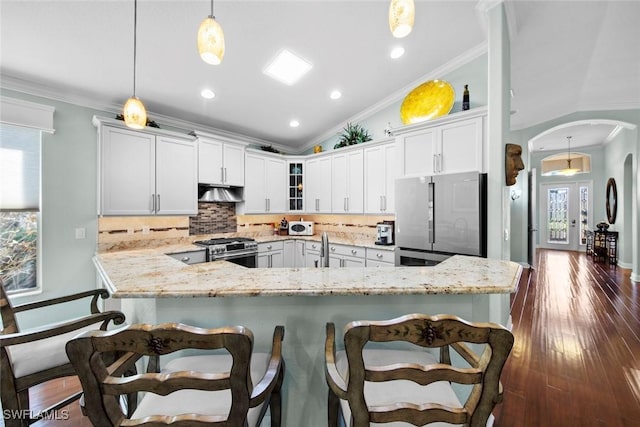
left=94, top=241, right=521, bottom=426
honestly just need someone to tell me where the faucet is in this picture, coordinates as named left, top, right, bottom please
left=320, top=232, right=330, bottom=267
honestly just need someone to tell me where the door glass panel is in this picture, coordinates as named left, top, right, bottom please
left=547, top=187, right=569, bottom=244
left=579, top=186, right=589, bottom=245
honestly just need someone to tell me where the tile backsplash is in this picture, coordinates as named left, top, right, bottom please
left=189, top=202, right=237, bottom=235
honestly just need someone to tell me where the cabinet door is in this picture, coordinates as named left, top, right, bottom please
left=283, top=240, right=296, bottom=268
left=332, top=150, right=363, bottom=213
left=265, top=157, right=286, bottom=213
left=438, top=117, right=483, bottom=174
left=305, top=156, right=331, bottom=213
left=305, top=250, right=321, bottom=268
left=223, top=143, right=245, bottom=186
left=156, top=136, right=198, bottom=215
left=331, top=154, right=348, bottom=212
left=244, top=153, right=267, bottom=213
left=342, top=256, right=365, bottom=267
left=257, top=253, right=270, bottom=268
left=328, top=255, right=342, bottom=268
left=198, top=138, right=224, bottom=185
left=101, top=126, right=155, bottom=215
left=400, top=129, right=436, bottom=176
left=295, top=240, right=306, bottom=267
left=364, top=145, right=385, bottom=213
left=366, top=260, right=394, bottom=268
left=384, top=143, right=398, bottom=213
left=270, top=251, right=284, bottom=268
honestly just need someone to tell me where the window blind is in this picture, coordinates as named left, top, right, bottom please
left=0, top=123, right=41, bottom=211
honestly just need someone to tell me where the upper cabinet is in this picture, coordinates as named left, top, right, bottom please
left=95, top=118, right=197, bottom=216
left=287, top=160, right=305, bottom=212
left=363, top=139, right=397, bottom=214
left=305, top=155, right=332, bottom=213
left=196, top=134, right=245, bottom=187
left=243, top=151, right=287, bottom=213
left=332, top=148, right=364, bottom=213
left=395, top=109, right=486, bottom=177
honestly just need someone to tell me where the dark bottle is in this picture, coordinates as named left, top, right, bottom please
left=462, top=84, right=470, bottom=110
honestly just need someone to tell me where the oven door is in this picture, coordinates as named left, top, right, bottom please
left=213, top=250, right=257, bottom=268
left=395, top=248, right=450, bottom=267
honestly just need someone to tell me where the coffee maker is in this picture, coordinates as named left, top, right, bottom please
left=375, top=221, right=395, bottom=245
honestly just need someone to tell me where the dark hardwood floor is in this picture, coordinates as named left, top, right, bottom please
left=19, top=248, right=640, bottom=426
left=496, top=249, right=640, bottom=427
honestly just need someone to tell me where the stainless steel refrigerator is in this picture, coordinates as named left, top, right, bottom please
left=395, top=172, right=487, bottom=266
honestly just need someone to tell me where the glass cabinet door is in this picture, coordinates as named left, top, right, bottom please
left=288, top=162, right=303, bottom=211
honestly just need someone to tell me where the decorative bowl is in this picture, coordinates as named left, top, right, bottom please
left=400, top=79, right=455, bottom=125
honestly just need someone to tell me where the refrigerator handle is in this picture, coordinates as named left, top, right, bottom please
left=428, top=181, right=435, bottom=244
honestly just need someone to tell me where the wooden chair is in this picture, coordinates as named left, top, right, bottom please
left=66, top=322, right=285, bottom=427
left=325, top=313, right=514, bottom=427
left=0, top=281, right=126, bottom=426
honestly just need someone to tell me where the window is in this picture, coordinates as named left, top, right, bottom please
left=0, top=123, right=41, bottom=294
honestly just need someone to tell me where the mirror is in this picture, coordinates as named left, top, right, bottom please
left=606, top=177, right=617, bottom=224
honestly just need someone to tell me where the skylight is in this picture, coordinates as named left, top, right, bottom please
left=263, top=49, right=312, bottom=86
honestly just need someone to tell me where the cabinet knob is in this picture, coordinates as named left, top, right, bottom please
left=267, top=244, right=272, bottom=250
left=181, top=257, right=190, bottom=262
left=376, top=253, right=383, bottom=258
left=351, top=249, right=357, bottom=255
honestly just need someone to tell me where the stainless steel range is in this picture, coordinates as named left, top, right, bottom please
left=193, top=237, right=258, bottom=268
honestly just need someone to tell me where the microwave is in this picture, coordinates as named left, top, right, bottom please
left=288, top=221, right=314, bottom=236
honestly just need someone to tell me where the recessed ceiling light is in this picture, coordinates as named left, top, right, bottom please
left=330, top=90, right=342, bottom=100
left=263, top=49, right=312, bottom=86
left=390, top=46, right=405, bottom=59
left=200, top=89, right=215, bottom=99
left=289, top=120, right=300, bottom=128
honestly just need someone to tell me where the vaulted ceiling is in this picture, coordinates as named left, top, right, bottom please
left=1, top=1, right=638, bottom=153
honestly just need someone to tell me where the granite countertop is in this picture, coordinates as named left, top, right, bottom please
left=94, top=236, right=522, bottom=298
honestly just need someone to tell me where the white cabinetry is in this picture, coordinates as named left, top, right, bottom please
left=332, top=148, right=364, bottom=213
left=328, top=244, right=366, bottom=268
left=365, top=247, right=395, bottom=267
left=197, top=135, right=245, bottom=186
left=244, top=151, right=286, bottom=213
left=305, top=155, right=332, bottom=213
left=258, top=241, right=284, bottom=268
left=97, top=120, right=197, bottom=216
left=364, top=139, right=397, bottom=213
left=396, top=110, right=486, bottom=177
left=305, top=241, right=323, bottom=268
left=283, top=240, right=295, bottom=268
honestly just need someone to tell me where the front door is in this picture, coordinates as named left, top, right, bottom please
left=539, top=181, right=592, bottom=251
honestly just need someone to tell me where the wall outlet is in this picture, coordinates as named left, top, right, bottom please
left=142, top=226, right=150, bottom=234
left=127, top=227, right=134, bottom=234
left=75, top=227, right=86, bottom=239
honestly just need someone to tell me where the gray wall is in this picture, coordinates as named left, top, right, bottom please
left=509, top=109, right=640, bottom=269
left=2, top=88, right=107, bottom=326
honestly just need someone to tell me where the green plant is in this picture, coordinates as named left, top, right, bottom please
left=334, top=122, right=372, bottom=149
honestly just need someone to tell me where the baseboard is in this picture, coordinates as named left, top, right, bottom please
left=631, top=272, right=640, bottom=283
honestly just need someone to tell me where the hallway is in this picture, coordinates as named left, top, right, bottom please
left=496, top=249, right=640, bottom=426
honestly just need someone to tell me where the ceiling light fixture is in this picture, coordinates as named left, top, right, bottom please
left=263, top=49, right=312, bottom=86
left=197, top=0, right=225, bottom=65
left=390, top=46, right=405, bottom=59
left=560, top=136, right=580, bottom=176
left=289, top=120, right=300, bottom=128
left=123, top=0, right=147, bottom=130
left=389, top=0, right=415, bottom=38
left=330, top=90, right=342, bottom=100
left=200, top=89, right=215, bottom=99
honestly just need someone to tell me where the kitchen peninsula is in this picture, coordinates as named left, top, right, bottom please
left=94, top=237, right=521, bottom=426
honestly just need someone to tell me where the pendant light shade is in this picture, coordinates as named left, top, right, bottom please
left=198, top=0, right=225, bottom=65
left=389, top=0, right=415, bottom=38
left=560, top=136, right=580, bottom=176
left=124, top=0, right=147, bottom=129
left=123, top=96, right=147, bottom=129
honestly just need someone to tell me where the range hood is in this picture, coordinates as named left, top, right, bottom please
left=198, top=186, right=243, bottom=203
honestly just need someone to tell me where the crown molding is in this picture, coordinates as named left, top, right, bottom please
left=299, top=42, right=488, bottom=154
left=0, top=73, right=281, bottom=149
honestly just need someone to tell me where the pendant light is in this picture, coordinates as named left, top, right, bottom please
left=560, top=136, right=580, bottom=176
left=197, top=0, right=225, bottom=65
left=123, top=0, right=147, bottom=129
left=389, top=0, right=415, bottom=38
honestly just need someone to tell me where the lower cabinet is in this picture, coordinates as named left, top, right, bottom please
left=365, top=247, right=395, bottom=267
left=328, top=244, right=366, bottom=268
left=258, top=241, right=284, bottom=268
left=305, top=241, right=323, bottom=268
left=295, top=240, right=306, bottom=267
